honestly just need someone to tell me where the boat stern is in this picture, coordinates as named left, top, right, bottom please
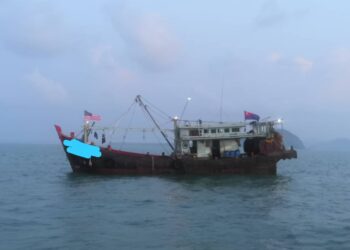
left=282, top=147, right=297, bottom=159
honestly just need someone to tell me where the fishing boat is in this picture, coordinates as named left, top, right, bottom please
left=55, top=95, right=297, bottom=175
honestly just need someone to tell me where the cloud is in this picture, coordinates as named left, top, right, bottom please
left=267, top=52, right=282, bottom=63
left=27, top=70, right=68, bottom=103
left=255, top=0, right=308, bottom=28
left=0, top=1, right=72, bottom=57
left=110, top=7, right=181, bottom=70
left=90, top=44, right=138, bottom=83
left=255, top=0, right=286, bottom=28
left=331, top=48, right=350, bottom=65
left=266, top=52, right=313, bottom=73
left=321, top=49, right=350, bottom=103
left=294, top=57, right=313, bottom=72
left=90, top=45, right=118, bottom=70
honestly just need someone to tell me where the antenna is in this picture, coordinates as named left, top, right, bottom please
left=261, top=116, right=271, bottom=122
left=219, top=84, right=224, bottom=122
left=180, top=97, right=192, bottom=120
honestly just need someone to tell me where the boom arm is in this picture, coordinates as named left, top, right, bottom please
left=135, top=95, right=175, bottom=152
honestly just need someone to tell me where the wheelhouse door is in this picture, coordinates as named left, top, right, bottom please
left=212, top=140, right=221, bottom=159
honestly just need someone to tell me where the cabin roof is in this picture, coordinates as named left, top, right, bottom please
left=176, top=121, right=246, bottom=129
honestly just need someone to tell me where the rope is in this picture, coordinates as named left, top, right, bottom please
left=75, top=128, right=84, bottom=139
left=139, top=106, right=172, bottom=154
left=119, top=104, right=137, bottom=150
left=107, top=101, right=136, bottom=145
left=96, top=96, right=174, bottom=154
left=141, top=96, right=172, bottom=120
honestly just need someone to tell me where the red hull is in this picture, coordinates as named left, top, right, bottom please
left=55, top=125, right=297, bottom=175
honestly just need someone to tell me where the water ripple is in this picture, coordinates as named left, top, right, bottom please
left=1, top=147, right=350, bottom=249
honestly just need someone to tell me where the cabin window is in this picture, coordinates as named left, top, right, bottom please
left=231, top=128, right=240, bottom=132
left=218, top=128, right=224, bottom=133
left=210, top=129, right=216, bottom=133
left=224, top=128, right=230, bottom=133
left=189, top=129, right=199, bottom=136
left=203, top=129, right=209, bottom=134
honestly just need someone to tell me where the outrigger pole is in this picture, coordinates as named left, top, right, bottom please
left=135, top=95, right=175, bottom=152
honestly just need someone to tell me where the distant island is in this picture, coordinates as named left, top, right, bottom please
left=277, top=129, right=305, bottom=150
left=308, top=138, right=350, bottom=151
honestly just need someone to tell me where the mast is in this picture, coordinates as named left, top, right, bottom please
left=135, top=95, right=175, bottom=152
left=83, top=122, right=89, bottom=143
left=173, top=117, right=180, bottom=156
left=83, top=121, right=95, bottom=143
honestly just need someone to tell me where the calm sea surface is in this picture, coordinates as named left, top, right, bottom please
left=1, top=144, right=350, bottom=250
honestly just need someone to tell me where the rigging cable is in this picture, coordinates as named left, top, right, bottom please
left=139, top=105, right=171, bottom=155
left=107, top=101, right=136, bottom=146
left=119, top=103, right=137, bottom=150
left=141, top=96, right=173, bottom=120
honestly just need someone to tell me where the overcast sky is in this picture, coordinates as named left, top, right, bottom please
left=1, top=0, right=350, bottom=145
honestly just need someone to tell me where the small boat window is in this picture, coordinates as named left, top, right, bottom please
left=211, top=129, right=216, bottom=133
left=203, top=129, right=209, bottom=134
left=224, top=128, right=230, bottom=133
left=189, top=129, right=199, bottom=136
left=231, top=128, right=240, bottom=132
left=218, top=128, right=224, bottom=133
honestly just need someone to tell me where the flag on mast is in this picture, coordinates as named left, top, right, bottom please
left=84, top=110, right=101, bottom=121
left=244, top=111, right=260, bottom=121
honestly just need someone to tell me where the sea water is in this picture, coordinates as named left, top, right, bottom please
left=1, top=144, right=350, bottom=250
